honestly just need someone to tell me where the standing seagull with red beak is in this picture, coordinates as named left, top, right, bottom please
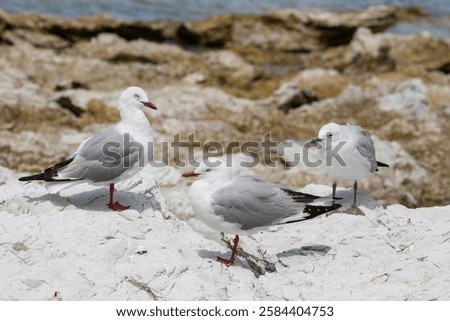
left=183, top=158, right=340, bottom=266
left=307, top=122, right=389, bottom=209
left=19, top=86, right=158, bottom=211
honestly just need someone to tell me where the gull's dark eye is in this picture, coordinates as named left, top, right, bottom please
left=327, top=133, right=333, bottom=137
left=205, top=168, right=212, bottom=173
left=134, top=94, right=140, bottom=99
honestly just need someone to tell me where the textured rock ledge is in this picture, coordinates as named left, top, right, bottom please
left=1, top=166, right=449, bottom=300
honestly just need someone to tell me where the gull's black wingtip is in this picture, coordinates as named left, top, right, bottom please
left=282, top=202, right=341, bottom=225
left=376, top=161, right=389, bottom=168
left=18, top=172, right=48, bottom=181
left=303, top=202, right=341, bottom=218
left=17, top=157, right=76, bottom=182
left=281, top=188, right=322, bottom=203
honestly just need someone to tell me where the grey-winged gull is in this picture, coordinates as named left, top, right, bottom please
left=182, top=158, right=340, bottom=266
left=19, top=86, right=157, bottom=211
left=308, top=122, right=389, bottom=206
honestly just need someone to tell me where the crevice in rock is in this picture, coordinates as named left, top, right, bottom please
left=55, top=96, right=85, bottom=117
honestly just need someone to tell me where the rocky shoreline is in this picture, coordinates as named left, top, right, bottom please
left=1, top=5, right=450, bottom=301
left=1, top=5, right=449, bottom=209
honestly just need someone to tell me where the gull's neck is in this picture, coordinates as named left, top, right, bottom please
left=119, top=105, right=144, bottom=123
left=190, top=177, right=229, bottom=205
left=198, top=174, right=233, bottom=192
left=118, top=107, right=153, bottom=141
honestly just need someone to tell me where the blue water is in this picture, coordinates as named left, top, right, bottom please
left=0, top=0, right=449, bottom=37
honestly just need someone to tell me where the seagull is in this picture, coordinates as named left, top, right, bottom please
left=182, top=158, right=340, bottom=266
left=308, top=122, right=389, bottom=206
left=18, top=86, right=157, bottom=211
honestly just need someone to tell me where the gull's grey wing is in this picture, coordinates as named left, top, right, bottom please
left=59, top=128, right=145, bottom=182
left=211, top=175, right=305, bottom=231
left=351, top=126, right=377, bottom=172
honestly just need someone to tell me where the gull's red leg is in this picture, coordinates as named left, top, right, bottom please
left=217, top=235, right=239, bottom=266
left=108, top=183, right=129, bottom=211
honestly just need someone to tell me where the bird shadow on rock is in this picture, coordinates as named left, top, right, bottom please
left=23, top=192, right=69, bottom=208
left=277, top=244, right=332, bottom=259
left=24, top=187, right=160, bottom=213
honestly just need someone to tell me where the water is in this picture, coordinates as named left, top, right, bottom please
left=0, top=0, right=449, bottom=37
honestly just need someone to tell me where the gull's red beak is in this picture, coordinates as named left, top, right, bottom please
left=305, top=137, right=323, bottom=148
left=182, top=171, right=200, bottom=178
left=141, top=101, right=158, bottom=110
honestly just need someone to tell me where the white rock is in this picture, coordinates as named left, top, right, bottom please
left=1, top=166, right=449, bottom=300
left=182, top=72, right=206, bottom=84
left=378, top=79, right=430, bottom=116
left=350, top=27, right=384, bottom=58
left=203, top=50, right=257, bottom=84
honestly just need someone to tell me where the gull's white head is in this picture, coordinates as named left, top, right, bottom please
left=317, top=122, right=344, bottom=142
left=119, top=86, right=157, bottom=111
left=182, top=157, right=233, bottom=182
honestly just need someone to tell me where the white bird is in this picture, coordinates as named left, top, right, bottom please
left=308, top=122, right=389, bottom=206
left=182, top=158, right=340, bottom=266
left=19, top=86, right=157, bottom=211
